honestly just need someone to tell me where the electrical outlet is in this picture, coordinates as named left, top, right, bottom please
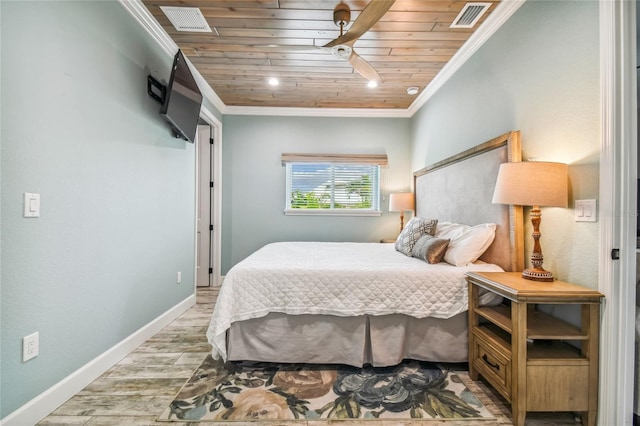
left=23, top=332, right=39, bottom=362
left=177, top=271, right=182, bottom=284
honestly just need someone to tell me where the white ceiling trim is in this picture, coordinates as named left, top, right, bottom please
left=406, top=0, right=526, bottom=117
left=119, top=0, right=176, bottom=56
left=119, top=0, right=226, bottom=114
left=120, top=0, right=525, bottom=119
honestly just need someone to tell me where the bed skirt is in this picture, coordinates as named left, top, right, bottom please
left=227, top=312, right=468, bottom=367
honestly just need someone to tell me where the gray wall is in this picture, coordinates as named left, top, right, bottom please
left=410, top=0, right=600, bottom=288
left=1, top=1, right=198, bottom=417
left=220, top=115, right=412, bottom=274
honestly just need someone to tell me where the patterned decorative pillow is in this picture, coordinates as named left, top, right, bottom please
left=394, top=217, right=438, bottom=256
left=411, top=235, right=450, bottom=264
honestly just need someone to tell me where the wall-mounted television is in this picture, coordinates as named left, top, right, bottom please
left=159, top=50, right=202, bottom=143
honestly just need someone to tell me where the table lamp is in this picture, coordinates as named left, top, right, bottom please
left=492, top=161, right=568, bottom=282
left=389, top=192, right=414, bottom=234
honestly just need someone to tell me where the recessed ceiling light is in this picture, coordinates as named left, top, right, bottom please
left=407, top=86, right=419, bottom=95
left=367, top=80, right=378, bottom=88
left=268, top=78, right=279, bottom=86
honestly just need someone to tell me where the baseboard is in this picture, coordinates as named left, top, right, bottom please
left=0, top=295, right=196, bottom=426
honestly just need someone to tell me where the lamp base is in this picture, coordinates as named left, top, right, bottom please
left=522, top=267, right=554, bottom=282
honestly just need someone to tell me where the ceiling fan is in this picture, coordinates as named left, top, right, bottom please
left=323, top=0, right=395, bottom=82
left=259, top=0, right=395, bottom=83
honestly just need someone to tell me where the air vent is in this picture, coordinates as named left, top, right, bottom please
left=160, top=6, right=212, bottom=32
left=450, top=2, right=491, bottom=29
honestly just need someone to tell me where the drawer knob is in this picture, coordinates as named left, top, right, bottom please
left=482, top=354, right=500, bottom=370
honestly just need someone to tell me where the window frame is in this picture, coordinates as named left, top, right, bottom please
left=282, top=153, right=387, bottom=217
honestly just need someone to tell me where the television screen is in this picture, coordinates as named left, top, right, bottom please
left=160, top=50, right=202, bottom=143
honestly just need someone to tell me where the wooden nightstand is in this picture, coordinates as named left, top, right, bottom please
left=466, top=271, right=604, bottom=426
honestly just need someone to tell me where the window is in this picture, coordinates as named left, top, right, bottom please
left=282, top=153, right=387, bottom=216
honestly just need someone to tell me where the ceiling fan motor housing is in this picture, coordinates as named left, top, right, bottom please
left=331, top=45, right=353, bottom=59
left=333, top=2, right=351, bottom=29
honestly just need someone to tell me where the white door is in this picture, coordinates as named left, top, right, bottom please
left=196, top=125, right=213, bottom=287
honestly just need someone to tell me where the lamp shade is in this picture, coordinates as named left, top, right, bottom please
left=492, top=162, right=568, bottom=207
left=389, top=192, right=414, bottom=212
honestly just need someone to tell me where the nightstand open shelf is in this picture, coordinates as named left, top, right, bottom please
left=476, top=305, right=589, bottom=340
left=467, top=272, right=603, bottom=426
left=475, top=323, right=586, bottom=360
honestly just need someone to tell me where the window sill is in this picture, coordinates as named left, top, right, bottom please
left=284, top=209, right=382, bottom=217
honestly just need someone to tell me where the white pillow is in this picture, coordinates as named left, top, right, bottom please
left=435, top=222, right=497, bottom=266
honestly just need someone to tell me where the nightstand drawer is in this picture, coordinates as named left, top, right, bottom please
left=472, top=328, right=511, bottom=400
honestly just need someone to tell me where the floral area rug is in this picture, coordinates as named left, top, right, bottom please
left=157, top=355, right=495, bottom=422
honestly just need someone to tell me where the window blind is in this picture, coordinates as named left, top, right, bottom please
left=283, top=154, right=384, bottom=215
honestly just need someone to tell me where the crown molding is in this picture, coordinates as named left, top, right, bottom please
left=119, top=0, right=226, bottom=114
left=406, top=0, right=526, bottom=117
left=120, top=0, right=525, bottom=119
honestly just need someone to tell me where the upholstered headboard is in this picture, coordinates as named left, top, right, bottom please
left=413, top=131, right=524, bottom=272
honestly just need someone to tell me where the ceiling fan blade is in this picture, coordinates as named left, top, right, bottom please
left=348, top=50, right=381, bottom=82
left=324, top=0, right=395, bottom=48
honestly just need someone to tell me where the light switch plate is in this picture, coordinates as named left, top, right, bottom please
left=23, top=193, right=40, bottom=218
left=575, top=199, right=597, bottom=222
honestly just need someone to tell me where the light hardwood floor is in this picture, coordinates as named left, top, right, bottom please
left=38, top=288, right=580, bottom=426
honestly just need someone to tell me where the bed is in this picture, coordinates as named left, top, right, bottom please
left=206, top=131, right=524, bottom=367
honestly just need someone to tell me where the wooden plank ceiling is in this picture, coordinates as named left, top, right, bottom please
left=141, top=0, right=500, bottom=109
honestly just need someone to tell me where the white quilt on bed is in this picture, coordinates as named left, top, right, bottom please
left=206, top=241, right=504, bottom=361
